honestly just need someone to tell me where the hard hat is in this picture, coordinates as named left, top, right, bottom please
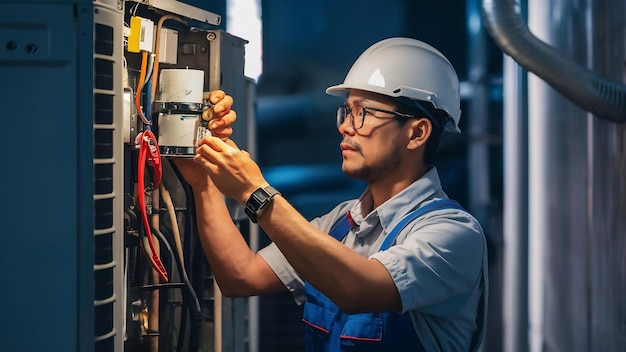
left=326, top=37, right=462, bottom=133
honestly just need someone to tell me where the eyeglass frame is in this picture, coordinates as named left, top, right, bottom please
left=336, top=104, right=416, bottom=130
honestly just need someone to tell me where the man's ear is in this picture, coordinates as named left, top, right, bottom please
left=407, top=118, right=432, bottom=150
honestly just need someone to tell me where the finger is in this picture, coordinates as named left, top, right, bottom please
left=208, top=90, right=225, bottom=104
left=211, top=126, right=233, bottom=141
left=207, top=137, right=240, bottom=156
left=195, top=140, right=221, bottom=160
left=202, top=108, right=216, bottom=121
left=198, top=136, right=240, bottom=157
left=198, top=136, right=220, bottom=149
left=213, top=94, right=233, bottom=114
left=203, top=94, right=234, bottom=122
left=209, top=109, right=236, bottom=129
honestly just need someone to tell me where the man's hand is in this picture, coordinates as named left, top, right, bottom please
left=205, top=90, right=236, bottom=140
left=193, top=137, right=268, bottom=204
left=173, top=90, right=236, bottom=189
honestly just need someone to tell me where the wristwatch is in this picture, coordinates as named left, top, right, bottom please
left=244, top=186, right=281, bottom=223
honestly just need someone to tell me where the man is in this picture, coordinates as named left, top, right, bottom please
left=177, top=37, right=488, bottom=352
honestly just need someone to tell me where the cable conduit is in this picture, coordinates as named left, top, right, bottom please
left=481, top=0, right=626, bottom=122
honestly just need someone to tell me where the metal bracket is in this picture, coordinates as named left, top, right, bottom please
left=126, top=0, right=221, bottom=26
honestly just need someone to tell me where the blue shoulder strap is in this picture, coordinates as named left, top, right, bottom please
left=379, top=199, right=464, bottom=251
left=328, top=213, right=351, bottom=241
left=328, top=199, right=465, bottom=250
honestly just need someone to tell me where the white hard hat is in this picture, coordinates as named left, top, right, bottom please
left=326, top=37, right=462, bottom=133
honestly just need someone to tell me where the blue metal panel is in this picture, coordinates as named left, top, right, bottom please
left=0, top=3, right=93, bottom=351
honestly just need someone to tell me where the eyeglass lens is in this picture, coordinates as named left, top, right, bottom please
left=337, top=105, right=365, bottom=129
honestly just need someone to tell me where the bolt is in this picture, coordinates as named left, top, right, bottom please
left=25, top=44, right=38, bottom=54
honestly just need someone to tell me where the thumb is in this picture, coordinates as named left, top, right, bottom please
left=202, top=136, right=241, bottom=156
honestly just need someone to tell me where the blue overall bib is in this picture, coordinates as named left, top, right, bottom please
left=302, top=199, right=465, bottom=352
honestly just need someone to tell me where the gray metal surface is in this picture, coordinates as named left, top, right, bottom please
left=485, top=0, right=626, bottom=351
left=126, top=0, right=221, bottom=25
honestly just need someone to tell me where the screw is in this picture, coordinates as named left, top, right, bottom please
left=25, top=44, right=38, bottom=54
left=6, top=41, right=17, bottom=51
left=206, top=32, right=216, bottom=41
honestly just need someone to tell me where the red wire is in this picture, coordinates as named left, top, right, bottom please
left=137, top=132, right=168, bottom=282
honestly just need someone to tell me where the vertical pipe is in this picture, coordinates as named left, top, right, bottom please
left=528, top=1, right=591, bottom=351
left=526, top=3, right=552, bottom=348
left=466, top=6, right=493, bottom=350
left=246, top=78, right=260, bottom=352
left=587, top=1, right=626, bottom=351
left=467, top=0, right=491, bottom=228
left=501, top=4, right=529, bottom=351
left=502, top=53, right=529, bottom=352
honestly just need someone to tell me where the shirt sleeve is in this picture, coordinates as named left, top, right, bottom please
left=258, top=243, right=306, bottom=305
left=370, top=209, right=486, bottom=315
left=256, top=200, right=356, bottom=305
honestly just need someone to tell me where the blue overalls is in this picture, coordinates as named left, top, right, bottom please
left=302, top=199, right=465, bottom=352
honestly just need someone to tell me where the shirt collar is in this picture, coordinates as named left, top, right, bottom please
left=347, top=167, right=443, bottom=233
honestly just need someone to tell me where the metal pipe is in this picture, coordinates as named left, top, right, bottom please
left=481, top=0, right=626, bottom=122
left=502, top=53, right=529, bottom=352
left=466, top=0, right=491, bottom=232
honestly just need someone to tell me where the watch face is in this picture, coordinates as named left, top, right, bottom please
left=245, top=187, right=280, bottom=223
left=247, top=189, right=268, bottom=210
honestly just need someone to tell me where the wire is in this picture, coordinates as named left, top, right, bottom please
left=145, top=78, right=152, bottom=119
left=135, top=50, right=152, bottom=126
left=167, top=159, right=196, bottom=274
left=128, top=205, right=200, bottom=315
left=144, top=53, right=156, bottom=87
left=151, top=227, right=201, bottom=313
left=160, top=183, right=186, bottom=267
left=150, top=14, right=188, bottom=104
left=130, top=1, right=139, bottom=17
left=137, top=131, right=168, bottom=282
left=167, top=159, right=197, bottom=352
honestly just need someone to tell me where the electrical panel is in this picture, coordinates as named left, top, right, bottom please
left=122, top=1, right=252, bottom=351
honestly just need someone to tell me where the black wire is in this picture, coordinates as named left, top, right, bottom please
left=151, top=227, right=202, bottom=313
left=168, top=158, right=201, bottom=352
left=167, top=159, right=195, bottom=272
left=139, top=282, right=186, bottom=290
left=177, top=291, right=189, bottom=352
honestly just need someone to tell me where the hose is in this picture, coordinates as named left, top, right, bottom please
left=481, top=0, right=626, bottom=122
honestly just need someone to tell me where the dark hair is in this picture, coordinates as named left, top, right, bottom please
left=394, top=98, right=448, bottom=165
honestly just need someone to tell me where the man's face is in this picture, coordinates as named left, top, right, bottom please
left=338, top=90, right=407, bottom=182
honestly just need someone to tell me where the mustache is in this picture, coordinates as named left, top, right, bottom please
left=341, top=139, right=361, bottom=152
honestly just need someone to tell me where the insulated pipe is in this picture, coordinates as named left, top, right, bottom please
left=481, top=0, right=626, bottom=122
